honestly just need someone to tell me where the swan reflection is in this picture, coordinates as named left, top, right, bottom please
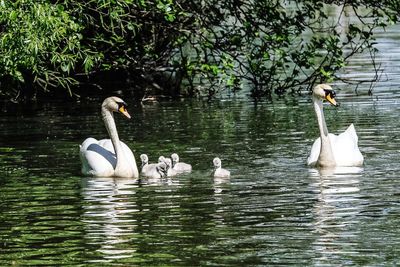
left=309, top=167, right=363, bottom=263
left=309, top=166, right=364, bottom=177
left=213, top=176, right=230, bottom=194
left=81, top=178, right=139, bottom=261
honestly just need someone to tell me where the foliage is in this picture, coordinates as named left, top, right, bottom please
left=0, top=0, right=398, bottom=101
left=177, top=0, right=399, bottom=98
left=0, top=1, right=95, bottom=99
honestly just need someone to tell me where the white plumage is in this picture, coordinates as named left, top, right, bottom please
left=140, top=154, right=168, bottom=178
left=307, top=84, right=364, bottom=168
left=158, top=156, right=178, bottom=177
left=171, top=153, right=192, bottom=173
left=213, top=157, right=230, bottom=178
left=79, top=97, right=139, bottom=178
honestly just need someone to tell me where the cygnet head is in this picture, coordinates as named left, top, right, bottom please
left=312, top=84, right=339, bottom=107
left=158, top=156, right=172, bottom=169
left=102, top=96, right=131, bottom=118
left=213, top=157, right=222, bottom=168
left=171, top=153, right=179, bottom=164
left=140, top=154, right=149, bottom=164
left=164, top=158, right=173, bottom=168
left=156, top=162, right=168, bottom=177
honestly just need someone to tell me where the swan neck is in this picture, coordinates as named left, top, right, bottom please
left=313, top=98, right=329, bottom=137
left=141, top=162, right=148, bottom=169
left=102, top=107, right=125, bottom=170
left=313, top=96, right=335, bottom=167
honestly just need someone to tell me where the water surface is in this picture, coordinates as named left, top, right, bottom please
left=1, top=23, right=400, bottom=267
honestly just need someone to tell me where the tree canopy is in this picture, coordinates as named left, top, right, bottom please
left=0, top=0, right=398, bottom=102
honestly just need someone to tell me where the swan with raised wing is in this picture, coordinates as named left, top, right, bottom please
left=79, top=97, right=139, bottom=178
left=307, top=84, right=363, bottom=168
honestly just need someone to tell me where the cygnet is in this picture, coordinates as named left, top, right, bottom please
left=213, top=157, right=230, bottom=178
left=171, top=153, right=192, bottom=173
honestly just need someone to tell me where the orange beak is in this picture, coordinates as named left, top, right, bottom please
left=325, top=94, right=338, bottom=107
left=119, top=106, right=131, bottom=119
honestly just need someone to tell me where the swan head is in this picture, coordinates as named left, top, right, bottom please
left=213, top=157, right=222, bottom=168
left=312, top=84, right=339, bottom=107
left=102, top=96, right=131, bottom=119
left=140, top=154, right=149, bottom=164
left=156, top=162, right=168, bottom=177
left=171, top=153, right=179, bottom=164
left=164, top=158, right=173, bottom=168
left=158, top=156, right=171, bottom=169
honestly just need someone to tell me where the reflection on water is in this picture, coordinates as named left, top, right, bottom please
left=213, top=176, right=230, bottom=194
left=2, top=89, right=400, bottom=265
left=81, top=178, right=139, bottom=262
left=309, top=166, right=364, bottom=177
left=81, top=176, right=184, bottom=263
left=309, top=168, right=363, bottom=265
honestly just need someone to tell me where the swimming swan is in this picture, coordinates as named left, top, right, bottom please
left=158, top=156, right=178, bottom=176
left=213, top=157, right=230, bottom=178
left=140, top=154, right=168, bottom=178
left=79, top=97, right=139, bottom=178
left=171, top=153, right=192, bottom=173
left=307, top=84, right=364, bottom=168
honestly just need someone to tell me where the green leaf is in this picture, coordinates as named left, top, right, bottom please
left=83, top=56, right=93, bottom=73
left=61, top=63, right=69, bottom=73
left=9, top=10, right=17, bottom=20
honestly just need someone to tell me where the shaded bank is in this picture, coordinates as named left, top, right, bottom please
left=0, top=1, right=398, bottom=102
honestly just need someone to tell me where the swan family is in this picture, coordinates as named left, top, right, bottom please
left=79, top=84, right=363, bottom=178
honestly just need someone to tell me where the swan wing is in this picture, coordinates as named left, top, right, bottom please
left=119, top=140, right=139, bottom=178
left=173, top=162, right=192, bottom=173
left=80, top=138, right=116, bottom=177
left=214, top=168, right=230, bottom=178
left=343, top=123, right=358, bottom=142
left=307, top=133, right=337, bottom=166
left=332, top=124, right=364, bottom=166
left=89, top=139, right=138, bottom=178
left=141, top=163, right=159, bottom=177
left=307, top=137, right=321, bottom=166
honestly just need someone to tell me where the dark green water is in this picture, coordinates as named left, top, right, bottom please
left=1, top=90, right=400, bottom=266
left=1, top=22, right=400, bottom=267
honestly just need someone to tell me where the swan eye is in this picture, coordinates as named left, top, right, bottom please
left=117, top=102, right=128, bottom=112
left=324, top=89, right=336, bottom=98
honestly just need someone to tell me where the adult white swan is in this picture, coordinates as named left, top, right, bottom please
left=79, top=97, right=139, bottom=178
left=307, top=84, right=364, bottom=168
